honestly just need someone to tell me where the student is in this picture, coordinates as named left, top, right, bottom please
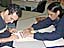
left=22, top=2, right=64, bottom=48
left=0, top=4, right=22, bottom=47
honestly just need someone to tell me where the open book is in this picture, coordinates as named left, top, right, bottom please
left=13, top=30, right=38, bottom=42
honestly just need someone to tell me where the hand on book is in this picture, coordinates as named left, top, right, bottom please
left=21, top=28, right=34, bottom=38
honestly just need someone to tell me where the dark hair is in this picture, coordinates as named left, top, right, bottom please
left=4, top=4, right=22, bottom=18
left=47, top=2, right=63, bottom=18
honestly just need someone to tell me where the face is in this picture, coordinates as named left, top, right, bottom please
left=4, top=10, right=18, bottom=23
left=48, top=10, right=59, bottom=20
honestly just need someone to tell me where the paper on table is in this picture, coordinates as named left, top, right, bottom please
left=44, top=38, right=64, bottom=47
left=13, top=30, right=38, bottom=42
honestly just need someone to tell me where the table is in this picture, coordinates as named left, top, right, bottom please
left=13, top=10, right=46, bottom=48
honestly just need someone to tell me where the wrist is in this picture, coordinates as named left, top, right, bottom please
left=29, top=33, right=34, bottom=38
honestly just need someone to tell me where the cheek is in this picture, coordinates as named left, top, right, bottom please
left=54, top=15, right=58, bottom=19
left=6, top=16, right=11, bottom=21
left=49, top=15, right=55, bottom=20
left=7, top=17, right=10, bottom=20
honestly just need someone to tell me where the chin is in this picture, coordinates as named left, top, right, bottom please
left=5, top=21, right=8, bottom=23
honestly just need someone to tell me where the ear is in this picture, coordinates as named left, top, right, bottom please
left=4, top=10, right=9, bottom=15
left=56, top=10, right=60, bottom=16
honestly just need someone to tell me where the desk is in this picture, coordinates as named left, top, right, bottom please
left=14, top=24, right=64, bottom=48
left=13, top=41, right=46, bottom=48
left=21, top=11, right=42, bottom=20
left=16, top=11, right=44, bottom=30
left=15, top=12, right=64, bottom=47
left=13, top=10, right=46, bottom=48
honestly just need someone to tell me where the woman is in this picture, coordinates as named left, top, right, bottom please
left=22, top=2, right=64, bottom=48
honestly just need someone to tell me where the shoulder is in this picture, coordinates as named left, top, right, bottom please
left=0, top=16, right=5, bottom=25
left=0, top=16, right=6, bottom=30
left=61, top=15, right=64, bottom=21
left=59, top=15, right=64, bottom=24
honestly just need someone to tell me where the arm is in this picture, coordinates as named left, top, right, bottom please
left=34, top=16, right=64, bottom=41
left=8, top=28, right=17, bottom=33
left=0, top=34, right=18, bottom=43
left=32, top=17, right=52, bottom=30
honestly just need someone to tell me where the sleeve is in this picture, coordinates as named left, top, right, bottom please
left=0, top=20, right=6, bottom=30
left=0, top=16, right=7, bottom=33
left=32, top=17, right=52, bottom=30
left=34, top=16, right=64, bottom=41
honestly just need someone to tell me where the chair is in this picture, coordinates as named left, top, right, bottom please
left=32, top=1, right=47, bottom=13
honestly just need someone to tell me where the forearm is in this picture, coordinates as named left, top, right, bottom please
left=0, top=37, right=13, bottom=43
left=8, top=28, right=17, bottom=33
left=32, top=17, right=52, bottom=30
left=34, top=32, right=63, bottom=41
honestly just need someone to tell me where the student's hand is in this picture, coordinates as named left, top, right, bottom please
left=10, top=34, right=19, bottom=40
left=8, top=28, right=17, bottom=33
left=22, top=28, right=34, bottom=38
left=0, top=34, right=19, bottom=43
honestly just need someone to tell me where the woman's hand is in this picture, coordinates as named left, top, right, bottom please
left=22, top=28, right=34, bottom=38
left=10, top=34, right=19, bottom=40
left=8, top=28, right=17, bottom=33
left=0, top=34, right=19, bottom=43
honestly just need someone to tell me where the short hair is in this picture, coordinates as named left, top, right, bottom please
left=4, top=4, right=22, bottom=18
left=47, top=2, right=63, bottom=18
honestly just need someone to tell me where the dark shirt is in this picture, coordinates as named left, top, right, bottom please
left=0, top=16, right=6, bottom=30
left=0, top=16, right=13, bottom=47
left=32, top=15, right=64, bottom=41
left=32, top=17, right=52, bottom=30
